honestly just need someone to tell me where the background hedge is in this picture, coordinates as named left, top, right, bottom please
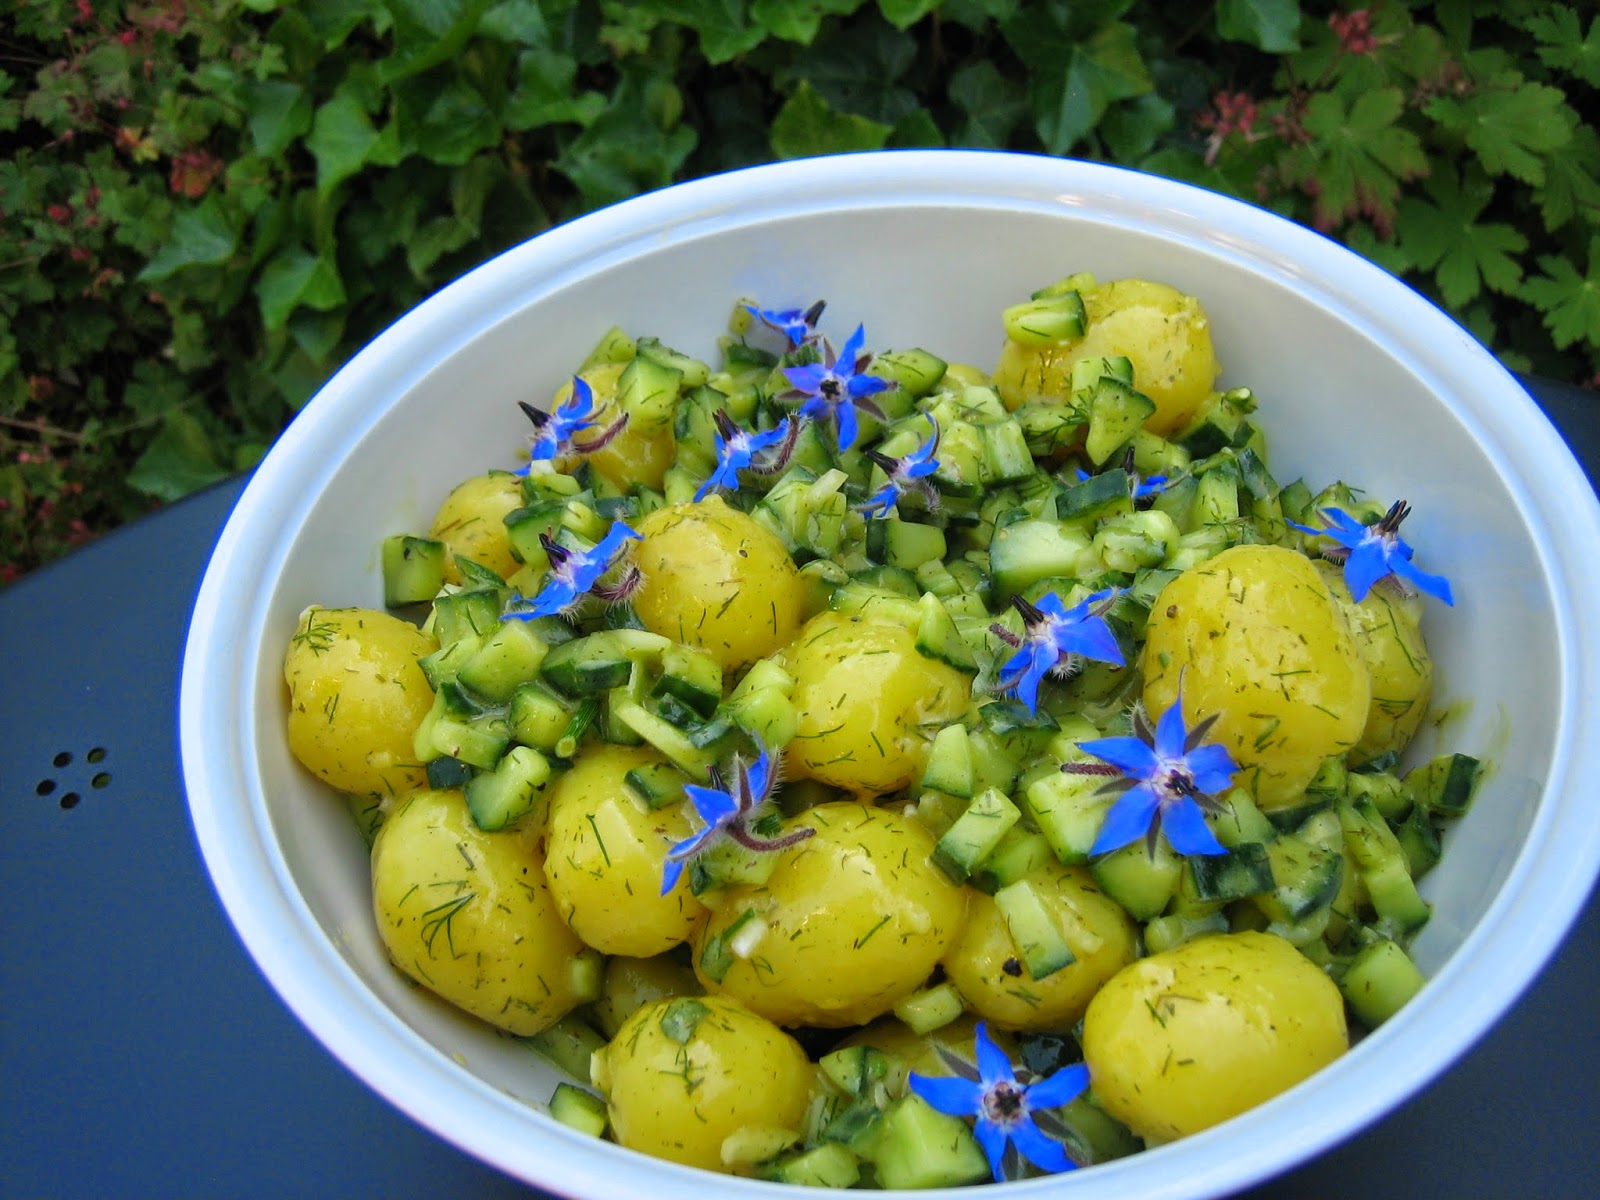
left=3, top=0, right=1596, bottom=581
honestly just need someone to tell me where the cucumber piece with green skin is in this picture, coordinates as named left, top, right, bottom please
left=651, top=642, right=723, bottom=719
left=503, top=501, right=565, bottom=569
left=891, top=981, right=966, bottom=1035
left=969, top=826, right=1055, bottom=893
left=455, top=618, right=551, bottom=703
left=1340, top=797, right=1433, bottom=935
left=1255, top=814, right=1345, bottom=923
left=548, top=1082, right=607, bottom=1138
left=868, top=347, right=948, bottom=399
left=465, top=744, right=551, bottom=831
left=914, top=592, right=979, bottom=675
left=1020, top=764, right=1113, bottom=865
left=1015, top=400, right=1086, bottom=457
left=994, top=877, right=1076, bottom=980
left=819, top=1045, right=898, bottom=1098
left=1172, top=386, right=1257, bottom=457
left=417, top=635, right=482, bottom=690
left=698, top=907, right=760, bottom=983
left=381, top=535, right=448, bottom=606
left=507, top=680, right=571, bottom=753
left=920, top=723, right=975, bottom=799
left=1091, top=838, right=1182, bottom=921
left=930, top=419, right=985, bottom=497
left=850, top=562, right=920, bottom=597
left=616, top=353, right=683, bottom=428
left=431, top=588, right=504, bottom=648
left=933, top=787, right=1021, bottom=883
left=981, top=418, right=1036, bottom=483
left=870, top=1095, right=990, bottom=1190
left=1396, top=802, right=1442, bottom=879
left=1003, top=290, right=1086, bottom=345
left=1183, top=841, right=1274, bottom=903
left=1143, top=909, right=1230, bottom=955
left=1056, top=469, right=1134, bottom=521
left=1402, top=752, right=1482, bottom=818
left=759, top=1142, right=861, bottom=1188
left=622, top=761, right=693, bottom=810
left=609, top=699, right=716, bottom=779
left=987, top=519, right=1094, bottom=601
left=828, top=582, right=922, bottom=628
left=881, top=519, right=947, bottom=571
left=1339, top=938, right=1426, bottom=1028
left=524, top=1014, right=608, bottom=1084
left=1083, top=378, right=1157, bottom=466
left=1193, top=457, right=1242, bottom=525
left=579, top=324, right=637, bottom=370
left=414, top=688, right=510, bottom=769
left=424, top=755, right=474, bottom=790
left=635, top=335, right=710, bottom=389
left=540, top=629, right=671, bottom=697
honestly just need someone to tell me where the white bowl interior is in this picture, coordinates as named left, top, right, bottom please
left=182, top=152, right=1600, bottom=1200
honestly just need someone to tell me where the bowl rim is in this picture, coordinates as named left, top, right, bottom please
left=181, top=149, right=1600, bottom=1199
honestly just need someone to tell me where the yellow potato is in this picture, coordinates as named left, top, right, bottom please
left=941, top=862, right=1138, bottom=1031
left=1313, top=561, right=1433, bottom=764
left=428, top=471, right=525, bottom=583
left=694, top=802, right=968, bottom=1027
left=283, top=605, right=436, bottom=798
left=553, top=364, right=678, bottom=493
left=543, top=743, right=707, bottom=957
left=782, top=612, right=972, bottom=796
left=371, top=787, right=590, bottom=1035
left=630, top=495, right=805, bottom=672
left=591, top=994, right=813, bottom=1172
left=1140, top=544, right=1371, bottom=809
left=993, top=277, right=1220, bottom=435
left=592, top=953, right=704, bottom=1039
left=1082, top=931, right=1348, bottom=1143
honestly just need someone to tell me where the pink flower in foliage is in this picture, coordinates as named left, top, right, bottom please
left=1197, top=91, right=1262, bottom=165
left=1330, top=10, right=1378, bottom=56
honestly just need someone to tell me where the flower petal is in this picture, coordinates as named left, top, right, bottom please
left=1090, top=785, right=1161, bottom=856
left=838, top=323, right=868, bottom=369
left=1151, top=692, right=1191, bottom=760
left=527, top=578, right=579, bottom=618
left=1161, top=796, right=1227, bottom=856
left=973, top=1118, right=1009, bottom=1183
left=1009, top=1118, right=1078, bottom=1175
left=835, top=398, right=860, bottom=451
left=745, top=746, right=774, bottom=803
left=1185, top=743, right=1238, bottom=795
left=658, top=856, right=687, bottom=896
left=906, top=1072, right=983, bottom=1117
left=1058, top=614, right=1123, bottom=667
left=1077, top=735, right=1161, bottom=780
left=1343, top=540, right=1390, bottom=602
left=972, top=1023, right=1016, bottom=1086
left=1024, top=1062, right=1090, bottom=1110
left=683, top=784, right=739, bottom=828
left=1392, top=555, right=1454, bottom=605
left=782, top=363, right=829, bottom=393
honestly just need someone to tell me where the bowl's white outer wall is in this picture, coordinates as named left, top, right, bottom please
left=181, top=152, right=1600, bottom=1199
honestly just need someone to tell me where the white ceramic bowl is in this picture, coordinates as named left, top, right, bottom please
left=181, top=151, right=1600, bottom=1199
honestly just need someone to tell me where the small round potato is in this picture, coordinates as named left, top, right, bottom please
left=693, top=802, right=968, bottom=1027
left=782, top=612, right=972, bottom=796
left=543, top=743, right=707, bottom=957
left=993, top=278, right=1220, bottom=435
left=371, top=787, right=590, bottom=1036
left=591, top=994, right=813, bottom=1173
left=1140, top=544, right=1371, bottom=809
left=557, top=364, right=679, bottom=493
left=284, top=605, right=436, bottom=798
left=428, top=471, right=525, bottom=583
left=1314, top=561, right=1434, bottom=764
left=1082, top=931, right=1348, bottom=1143
left=940, top=862, right=1138, bottom=1031
left=631, top=496, right=805, bottom=672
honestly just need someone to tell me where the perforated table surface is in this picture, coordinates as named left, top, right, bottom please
left=2, top=377, right=1596, bottom=1200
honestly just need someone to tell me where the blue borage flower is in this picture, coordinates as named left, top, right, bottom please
left=989, top=589, right=1124, bottom=715
left=515, top=376, right=629, bottom=473
left=1064, top=686, right=1237, bottom=858
left=659, top=744, right=814, bottom=894
left=694, top=411, right=799, bottom=502
left=503, top=522, right=641, bottom=620
left=745, top=300, right=826, bottom=351
left=780, top=323, right=894, bottom=452
left=908, top=1022, right=1089, bottom=1182
left=1290, top=500, right=1454, bottom=605
left=858, top=429, right=942, bottom=519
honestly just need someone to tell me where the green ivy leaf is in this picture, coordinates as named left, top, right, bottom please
left=1397, top=167, right=1527, bottom=308
left=400, top=78, right=501, bottom=166
left=1521, top=237, right=1600, bottom=351
left=752, top=0, right=862, bottom=46
left=506, top=47, right=606, bottom=129
left=1424, top=74, right=1572, bottom=186
left=307, top=86, right=380, bottom=197
left=633, top=0, right=767, bottom=66
left=888, top=107, right=943, bottom=148
left=138, top=195, right=242, bottom=282
left=769, top=79, right=892, bottom=158
left=1099, top=93, right=1175, bottom=163
left=1215, top=0, right=1300, bottom=54
left=1030, top=22, right=1152, bottom=155
left=555, top=67, right=698, bottom=209
left=876, top=0, right=938, bottom=29
left=779, top=16, right=919, bottom=125
left=244, top=80, right=313, bottom=157
left=256, top=246, right=348, bottom=331
left=480, top=0, right=551, bottom=43
left=948, top=59, right=1028, bottom=149
left=1296, top=88, right=1428, bottom=230
left=126, top=409, right=231, bottom=502
left=1527, top=7, right=1600, bottom=88
left=379, top=0, right=495, bottom=83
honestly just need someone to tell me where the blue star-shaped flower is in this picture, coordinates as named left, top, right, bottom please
left=990, top=589, right=1124, bottom=715
left=660, top=744, right=813, bottom=894
left=859, top=429, right=942, bottom=519
left=514, top=376, right=628, bottom=474
left=781, top=323, right=894, bottom=451
left=746, top=300, right=825, bottom=350
left=503, top=522, right=641, bottom=620
left=1068, top=688, right=1237, bottom=858
left=908, top=1022, right=1088, bottom=1182
left=693, top=412, right=797, bottom=502
left=1290, top=500, right=1453, bottom=605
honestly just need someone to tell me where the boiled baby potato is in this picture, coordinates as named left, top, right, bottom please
left=1081, top=931, right=1348, bottom=1143
left=428, top=470, right=525, bottom=583
left=559, top=363, right=678, bottom=493
left=1313, top=561, right=1433, bottom=764
left=591, top=993, right=813, bottom=1173
left=631, top=495, right=805, bottom=672
left=782, top=611, right=972, bottom=796
left=1140, top=544, right=1371, bottom=810
left=693, top=802, right=968, bottom=1027
left=371, top=787, right=591, bottom=1036
left=940, top=861, right=1138, bottom=1032
left=284, top=605, right=436, bottom=798
left=993, top=277, right=1220, bottom=435
left=543, top=743, right=707, bottom=957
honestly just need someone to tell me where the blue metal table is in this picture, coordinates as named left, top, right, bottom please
left=2, top=377, right=1595, bottom=1199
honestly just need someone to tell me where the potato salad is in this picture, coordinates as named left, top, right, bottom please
left=281, top=274, right=1477, bottom=1186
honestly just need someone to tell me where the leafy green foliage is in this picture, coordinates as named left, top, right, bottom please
left=2, top=0, right=1595, bottom=583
